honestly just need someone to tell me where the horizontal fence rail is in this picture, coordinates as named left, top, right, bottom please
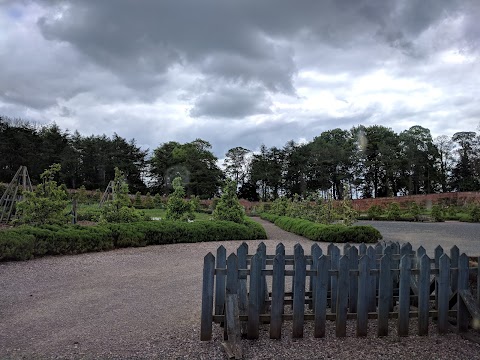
left=201, top=241, right=480, bottom=341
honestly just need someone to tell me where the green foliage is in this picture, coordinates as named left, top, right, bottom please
left=367, top=204, right=383, bottom=219
left=260, top=213, right=382, bottom=243
left=15, top=164, right=70, bottom=226
left=213, top=181, right=245, bottom=223
left=133, top=191, right=144, bottom=209
left=100, top=168, right=140, bottom=223
left=76, top=185, right=88, bottom=204
left=431, top=204, right=444, bottom=222
left=386, top=202, right=401, bottom=220
left=165, top=177, right=195, bottom=221
left=468, top=204, right=480, bottom=222
left=0, top=219, right=266, bottom=262
left=144, top=192, right=154, bottom=209
left=190, top=195, right=200, bottom=212
left=270, top=197, right=290, bottom=216
left=76, top=206, right=102, bottom=222
left=409, top=202, right=421, bottom=218
left=153, top=193, right=164, bottom=209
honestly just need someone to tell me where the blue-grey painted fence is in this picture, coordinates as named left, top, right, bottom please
left=201, top=241, right=480, bottom=341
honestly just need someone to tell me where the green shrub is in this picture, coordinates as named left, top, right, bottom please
left=386, top=202, right=401, bottom=220
left=153, top=193, right=164, bottom=209
left=144, top=192, right=154, bottom=209
left=468, top=204, right=480, bottom=222
left=213, top=181, right=245, bottom=223
left=260, top=213, right=382, bottom=243
left=15, top=164, right=70, bottom=226
left=76, top=206, right=102, bottom=222
left=133, top=191, right=144, bottom=209
left=0, top=219, right=267, bottom=262
left=431, top=204, right=444, bottom=222
left=165, top=177, right=194, bottom=221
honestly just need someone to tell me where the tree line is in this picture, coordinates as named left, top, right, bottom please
left=1, top=116, right=479, bottom=200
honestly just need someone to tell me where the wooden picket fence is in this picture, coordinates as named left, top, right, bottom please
left=201, top=241, right=480, bottom=343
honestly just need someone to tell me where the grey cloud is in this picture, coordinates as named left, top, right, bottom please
left=190, top=85, right=272, bottom=119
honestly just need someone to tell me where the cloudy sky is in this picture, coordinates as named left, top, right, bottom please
left=1, top=0, right=479, bottom=157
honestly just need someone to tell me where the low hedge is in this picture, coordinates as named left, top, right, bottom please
left=0, top=218, right=266, bottom=262
left=260, top=213, right=382, bottom=243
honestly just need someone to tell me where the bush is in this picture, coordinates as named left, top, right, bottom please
left=77, top=206, right=102, bottom=222
left=431, top=204, right=444, bottom=222
left=468, top=204, right=480, bottom=222
left=144, top=192, right=154, bottom=209
left=386, top=202, right=401, bottom=220
left=165, top=177, right=194, bottom=221
left=15, top=164, right=69, bottom=226
left=0, top=219, right=267, bottom=262
left=260, top=213, right=382, bottom=243
left=133, top=191, right=144, bottom=209
left=213, top=181, right=245, bottom=223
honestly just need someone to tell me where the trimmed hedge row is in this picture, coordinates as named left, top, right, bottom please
left=0, top=218, right=266, bottom=262
left=260, top=213, right=382, bottom=243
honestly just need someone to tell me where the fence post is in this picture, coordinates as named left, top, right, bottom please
left=378, top=254, right=392, bottom=336
left=457, top=253, right=469, bottom=332
left=336, top=255, right=349, bottom=337
left=293, top=244, right=306, bottom=338
left=359, top=243, right=367, bottom=256
left=314, top=255, right=329, bottom=338
left=398, top=254, right=411, bottom=336
left=357, top=255, right=369, bottom=337
left=349, top=246, right=358, bottom=313
left=237, top=242, right=248, bottom=335
left=257, top=242, right=268, bottom=315
left=247, top=254, right=261, bottom=339
left=329, top=245, right=340, bottom=313
left=201, top=253, right=215, bottom=341
left=437, top=254, right=450, bottom=334
left=418, top=254, right=430, bottom=336
left=311, top=244, right=322, bottom=311
left=215, top=246, right=226, bottom=318
left=225, top=253, right=239, bottom=340
left=367, top=246, right=376, bottom=312
left=270, top=253, right=285, bottom=339
left=450, top=245, right=459, bottom=295
left=434, top=245, right=444, bottom=309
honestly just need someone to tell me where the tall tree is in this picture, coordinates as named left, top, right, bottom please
left=305, top=129, right=355, bottom=199
left=451, top=131, right=479, bottom=191
left=399, top=125, right=439, bottom=195
left=150, top=139, right=222, bottom=198
left=282, top=140, right=309, bottom=198
left=223, top=146, right=250, bottom=185
left=355, top=125, right=402, bottom=198
left=434, top=135, right=455, bottom=192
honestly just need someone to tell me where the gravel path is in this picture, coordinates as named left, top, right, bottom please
left=356, top=220, right=480, bottom=256
left=0, top=218, right=479, bottom=359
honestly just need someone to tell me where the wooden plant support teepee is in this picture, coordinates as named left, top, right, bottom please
left=0, top=165, right=33, bottom=224
left=99, top=180, right=115, bottom=207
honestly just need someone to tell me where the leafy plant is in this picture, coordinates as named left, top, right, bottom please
left=100, top=167, right=140, bottom=223
left=386, top=202, right=401, bottom=220
left=153, top=193, right=164, bottom=208
left=367, top=204, right=383, bottom=219
left=15, top=164, right=69, bottom=226
left=144, top=192, right=154, bottom=209
left=212, top=180, right=245, bottom=223
left=133, top=191, right=144, bottom=209
left=165, top=177, right=195, bottom=221
left=468, top=204, right=480, bottom=222
left=431, top=204, right=444, bottom=222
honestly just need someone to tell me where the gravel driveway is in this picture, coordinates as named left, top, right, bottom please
left=356, top=220, right=480, bottom=256
left=1, top=218, right=479, bottom=359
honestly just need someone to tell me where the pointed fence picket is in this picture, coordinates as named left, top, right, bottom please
left=201, top=241, right=480, bottom=341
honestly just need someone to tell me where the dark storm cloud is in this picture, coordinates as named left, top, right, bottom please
left=190, top=85, right=272, bottom=119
